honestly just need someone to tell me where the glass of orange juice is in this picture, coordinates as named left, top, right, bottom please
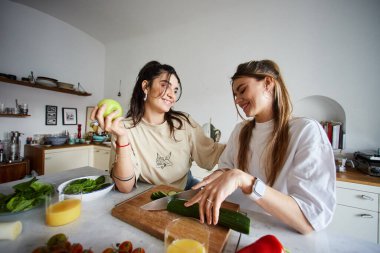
left=45, top=192, right=82, bottom=226
left=165, top=217, right=209, bottom=253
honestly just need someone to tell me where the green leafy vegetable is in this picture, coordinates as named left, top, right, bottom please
left=0, top=177, right=54, bottom=213
left=63, top=176, right=110, bottom=194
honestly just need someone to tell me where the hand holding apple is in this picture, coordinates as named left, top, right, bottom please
left=97, top=99, right=123, bottom=119
left=90, top=98, right=129, bottom=142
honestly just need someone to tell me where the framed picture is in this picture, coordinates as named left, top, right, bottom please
left=62, top=108, right=77, bottom=125
left=85, top=106, right=95, bottom=133
left=45, top=105, right=58, bottom=125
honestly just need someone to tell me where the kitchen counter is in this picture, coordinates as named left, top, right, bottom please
left=336, top=167, right=380, bottom=187
left=25, top=143, right=111, bottom=150
left=1, top=167, right=379, bottom=253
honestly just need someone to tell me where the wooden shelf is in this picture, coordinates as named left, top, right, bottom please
left=0, top=76, right=91, bottom=96
left=0, top=113, right=31, bottom=118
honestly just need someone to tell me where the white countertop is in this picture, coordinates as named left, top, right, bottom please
left=1, top=167, right=379, bottom=253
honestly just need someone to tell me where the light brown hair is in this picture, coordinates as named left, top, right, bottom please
left=231, top=60, right=292, bottom=186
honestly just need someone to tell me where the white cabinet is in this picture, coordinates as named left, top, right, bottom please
left=45, top=147, right=90, bottom=175
left=329, top=181, right=380, bottom=244
left=25, top=145, right=112, bottom=175
left=89, top=146, right=111, bottom=172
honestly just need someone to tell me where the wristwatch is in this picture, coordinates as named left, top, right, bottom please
left=249, top=177, right=266, bottom=201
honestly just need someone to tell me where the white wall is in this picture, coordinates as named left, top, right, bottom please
left=0, top=1, right=105, bottom=153
left=105, top=0, right=380, bottom=152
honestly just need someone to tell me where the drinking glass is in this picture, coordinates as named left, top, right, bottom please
left=45, top=192, right=82, bottom=226
left=165, top=217, right=209, bottom=253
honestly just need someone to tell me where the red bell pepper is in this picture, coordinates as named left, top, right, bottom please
left=237, top=234, right=289, bottom=253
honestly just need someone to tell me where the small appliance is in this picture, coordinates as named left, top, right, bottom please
left=354, top=151, right=380, bottom=177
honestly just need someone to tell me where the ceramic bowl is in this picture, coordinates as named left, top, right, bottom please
left=57, top=175, right=114, bottom=202
left=92, top=135, right=106, bottom=143
left=47, top=136, right=67, bottom=146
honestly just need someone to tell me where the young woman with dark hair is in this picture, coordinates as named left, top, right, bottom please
left=91, top=61, right=225, bottom=193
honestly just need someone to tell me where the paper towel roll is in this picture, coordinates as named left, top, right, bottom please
left=0, top=221, right=22, bottom=240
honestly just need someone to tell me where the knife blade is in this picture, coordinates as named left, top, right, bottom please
left=140, top=188, right=200, bottom=211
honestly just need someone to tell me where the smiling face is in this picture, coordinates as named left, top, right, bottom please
left=232, top=76, right=274, bottom=122
left=144, top=72, right=180, bottom=114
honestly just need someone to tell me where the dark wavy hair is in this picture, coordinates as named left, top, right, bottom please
left=126, top=61, right=191, bottom=139
left=232, top=60, right=292, bottom=186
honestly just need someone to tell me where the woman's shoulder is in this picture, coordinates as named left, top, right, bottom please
left=172, top=112, right=197, bottom=127
left=289, top=117, right=320, bottom=128
left=289, top=117, right=329, bottom=143
left=120, top=117, right=135, bottom=128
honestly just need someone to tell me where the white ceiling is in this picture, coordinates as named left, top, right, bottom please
left=11, top=0, right=233, bottom=44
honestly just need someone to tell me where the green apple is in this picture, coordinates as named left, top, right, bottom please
left=97, top=99, right=123, bottom=119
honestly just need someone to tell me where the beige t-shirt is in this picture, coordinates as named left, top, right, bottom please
left=110, top=115, right=225, bottom=189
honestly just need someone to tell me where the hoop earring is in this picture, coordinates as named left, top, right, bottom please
left=144, top=93, right=147, bottom=101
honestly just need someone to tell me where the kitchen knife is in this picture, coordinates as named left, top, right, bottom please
left=141, top=188, right=200, bottom=211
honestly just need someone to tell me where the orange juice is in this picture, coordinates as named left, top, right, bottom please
left=166, top=239, right=206, bottom=253
left=46, top=199, right=81, bottom=226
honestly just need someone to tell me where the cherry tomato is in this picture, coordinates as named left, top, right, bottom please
left=102, top=248, right=115, bottom=253
left=118, top=241, right=133, bottom=253
left=132, top=248, right=145, bottom=253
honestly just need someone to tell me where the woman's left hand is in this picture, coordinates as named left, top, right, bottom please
left=185, top=169, right=254, bottom=225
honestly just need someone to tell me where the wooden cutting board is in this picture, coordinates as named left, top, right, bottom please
left=112, top=185, right=240, bottom=253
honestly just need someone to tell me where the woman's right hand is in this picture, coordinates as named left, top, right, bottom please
left=90, top=104, right=128, bottom=140
left=185, top=169, right=255, bottom=225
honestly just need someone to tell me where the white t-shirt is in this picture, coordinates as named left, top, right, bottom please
left=219, top=117, right=336, bottom=231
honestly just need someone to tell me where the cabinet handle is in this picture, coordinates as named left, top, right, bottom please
left=359, top=214, right=374, bottom=218
left=104, top=152, right=110, bottom=154
left=360, top=195, right=374, bottom=201
left=95, top=150, right=100, bottom=153
left=45, top=157, right=52, bottom=160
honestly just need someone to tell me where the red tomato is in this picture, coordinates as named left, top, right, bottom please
left=237, top=234, right=285, bottom=253
left=70, top=243, right=83, bottom=253
left=119, top=241, right=133, bottom=253
left=132, top=248, right=145, bottom=253
left=102, top=248, right=115, bottom=253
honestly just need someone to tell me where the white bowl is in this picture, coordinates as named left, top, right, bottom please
left=57, top=175, right=114, bottom=202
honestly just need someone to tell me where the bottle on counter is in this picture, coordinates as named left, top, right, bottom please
left=0, top=140, right=4, bottom=162
left=77, top=124, right=82, bottom=139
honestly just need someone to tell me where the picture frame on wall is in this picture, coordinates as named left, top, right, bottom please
left=85, top=106, right=95, bottom=133
left=62, top=107, right=77, bottom=125
left=45, top=105, right=58, bottom=125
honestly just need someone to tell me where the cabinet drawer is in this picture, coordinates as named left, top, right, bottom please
left=337, top=187, right=378, bottom=212
left=329, top=204, right=378, bottom=243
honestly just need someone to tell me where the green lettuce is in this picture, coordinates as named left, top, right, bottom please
left=0, top=177, right=54, bottom=213
left=63, top=175, right=110, bottom=194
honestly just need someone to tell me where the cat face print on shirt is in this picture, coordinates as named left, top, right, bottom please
left=156, top=152, right=173, bottom=169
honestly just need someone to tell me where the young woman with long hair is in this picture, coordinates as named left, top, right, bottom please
left=186, top=60, right=336, bottom=234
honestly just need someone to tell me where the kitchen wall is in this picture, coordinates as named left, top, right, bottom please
left=0, top=1, right=105, bottom=153
left=1, top=0, right=379, bottom=155
left=105, top=0, right=380, bottom=152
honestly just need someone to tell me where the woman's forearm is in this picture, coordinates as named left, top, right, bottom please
left=255, top=186, right=314, bottom=234
left=112, top=144, right=136, bottom=193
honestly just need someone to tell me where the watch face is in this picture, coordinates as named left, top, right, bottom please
left=254, top=179, right=266, bottom=197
